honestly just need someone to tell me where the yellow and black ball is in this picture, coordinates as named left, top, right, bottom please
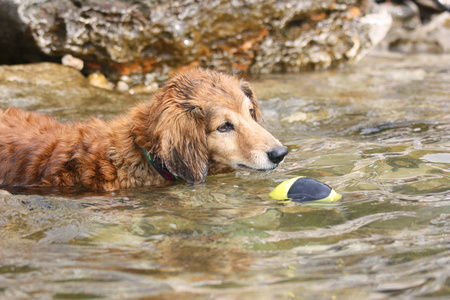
left=269, top=176, right=341, bottom=203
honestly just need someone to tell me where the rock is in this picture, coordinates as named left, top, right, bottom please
left=414, top=0, right=449, bottom=21
left=87, top=72, right=115, bottom=90
left=0, top=0, right=54, bottom=64
left=116, top=80, right=129, bottom=92
left=129, top=83, right=159, bottom=95
left=61, top=54, right=84, bottom=71
left=388, top=0, right=422, bottom=30
left=251, top=1, right=392, bottom=73
left=0, top=0, right=391, bottom=85
left=0, top=189, right=12, bottom=196
left=0, top=63, right=141, bottom=121
left=384, top=10, right=450, bottom=53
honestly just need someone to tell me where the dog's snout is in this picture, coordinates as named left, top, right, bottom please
left=267, top=146, right=288, bottom=164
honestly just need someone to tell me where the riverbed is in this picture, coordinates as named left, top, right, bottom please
left=0, top=51, right=449, bottom=299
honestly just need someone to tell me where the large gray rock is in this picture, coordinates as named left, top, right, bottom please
left=0, top=0, right=391, bottom=85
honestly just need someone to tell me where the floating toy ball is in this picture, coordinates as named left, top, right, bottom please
left=269, top=176, right=341, bottom=203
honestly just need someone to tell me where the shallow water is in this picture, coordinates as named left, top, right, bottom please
left=0, top=52, right=449, bottom=299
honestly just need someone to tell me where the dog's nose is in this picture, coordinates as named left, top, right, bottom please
left=267, top=146, right=288, bottom=164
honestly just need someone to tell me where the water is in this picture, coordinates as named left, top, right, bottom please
left=0, top=52, right=449, bottom=299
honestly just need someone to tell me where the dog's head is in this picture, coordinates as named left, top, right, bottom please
left=135, top=68, right=288, bottom=184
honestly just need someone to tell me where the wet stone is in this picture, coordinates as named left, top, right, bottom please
left=0, top=63, right=143, bottom=121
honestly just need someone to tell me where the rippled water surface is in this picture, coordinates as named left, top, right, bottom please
left=1, top=52, right=449, bottom=299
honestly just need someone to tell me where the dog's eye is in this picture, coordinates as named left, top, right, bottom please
left=217, top=122, right=234, bottom=132
left=249, top=108, right=255, bottom=117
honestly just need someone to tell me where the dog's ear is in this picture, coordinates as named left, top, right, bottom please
left=148, top=77, right=209, bottom=184
left=240, top=79, right=263, bottom=123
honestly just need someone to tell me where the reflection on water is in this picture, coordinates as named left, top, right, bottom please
left=1, top=52, right=449, bottom=299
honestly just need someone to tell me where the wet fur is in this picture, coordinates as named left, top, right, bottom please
left=0, top=68, right=283, bottom=191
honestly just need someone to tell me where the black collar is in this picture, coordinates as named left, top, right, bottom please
left=142, top=148, right=181, bottom=181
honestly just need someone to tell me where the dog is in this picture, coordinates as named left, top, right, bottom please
left=0, top=68, right=288, bottom=191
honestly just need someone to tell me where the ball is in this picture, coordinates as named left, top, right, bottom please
left=269, top=176, right=341, bottom=203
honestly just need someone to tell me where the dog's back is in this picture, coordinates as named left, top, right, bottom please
left=0, top=107, right=64, bottom=134
left=0, top=108, right=79, bottom=186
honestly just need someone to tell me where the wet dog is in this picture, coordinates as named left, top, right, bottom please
left=0, top=68, right=287, bottom=190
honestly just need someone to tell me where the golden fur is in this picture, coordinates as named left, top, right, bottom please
left=0, top=68, right=287, bottom=191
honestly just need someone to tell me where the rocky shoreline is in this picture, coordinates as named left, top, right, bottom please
left=1, top=0, right=393, bottom=86
left=0, top=0, right=448, bottom=90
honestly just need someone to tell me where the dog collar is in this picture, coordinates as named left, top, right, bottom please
left=142, top=148, right=181, bottom=181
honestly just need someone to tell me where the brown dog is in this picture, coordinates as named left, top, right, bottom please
left=0, top=68, right=287, bottom=190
